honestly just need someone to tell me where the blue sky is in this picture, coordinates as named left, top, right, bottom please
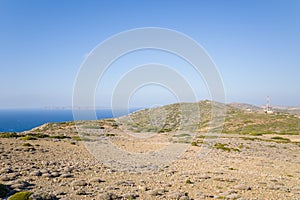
left=0, top=0, right=299, bottom=108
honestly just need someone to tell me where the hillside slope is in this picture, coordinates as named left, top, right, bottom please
left=117, top=100, right=300, bottom=136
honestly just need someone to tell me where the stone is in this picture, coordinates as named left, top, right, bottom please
left=42, top=173, right=52, bottom=178
left=40, top=169, right=49, bottom=174
left=0, top=175, right=13, bottom=181
left=30, top=170, right=42, bottom=176
left=72, top=180, right=87, bottom=187
left=50, top=172, right=60, bottom=177
left=60, top=173, right=73, bottom=178
left=167, top=192, right=184, bottom=199
left=122, top=193, right=138, bottom=199
left=226, top=193, right=241, bottom=199
left=98, top=193, right=118, bottom=200
left=75, top=189, right=86, bottom=195
left=179, top=196, right=190, bottom=200
left=89, top=177, right=104, bottom=183
left=137, top=185, right=148, bottom=191
left=234, top=184, right=251, bottom=190
left=148, top=188, right=166, bottom=196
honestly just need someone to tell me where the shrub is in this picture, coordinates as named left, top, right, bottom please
left=191, top=141, right=197, bottom=146
left=111, top=124, right=118, bottom=129
left=173, top=133, right=190, bottom=137
left=20, top=136, right=37, bottom=140
left=250, top=132, right=263, bottom=136
left=214, top=143, right=240, bottom=152
left=271, top=136, right=291, bottom=142
left=0, top=132, right=19, bottom=138
left=27, top=133, right=49, bottom=138
left=22, top=143, right=32, bottom=147
left=158, top=128, right=172, bottom=133
left=8, top=191, right=33, bottom=200
left=49, top=135, right=71, bottom=139
left=71, top=136, right=91, bottom=141
left=186, top=179, right=192, bottom=184
left=72, top=136, right=81, bottom=141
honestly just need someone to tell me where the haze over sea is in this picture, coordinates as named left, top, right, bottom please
left=0, top=109, right=138, bottom=132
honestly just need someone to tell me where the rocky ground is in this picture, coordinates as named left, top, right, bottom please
left=1, top=130, right=300, bottom=200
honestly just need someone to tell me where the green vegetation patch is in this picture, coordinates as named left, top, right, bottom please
left=173, top=133, right=191, bottom=137
left=27, top=133, right=49, bottom=138
left=20, top=136, right=37, bottom=140
left=82, top=125, right=103, bottom=129
left=214, top=143, right=240, bottom=152
left=185, top=179, right=192, bottom=184
left=22, top=143, right=33, bottom=147
left=191, top=141, right=198, bottom=146
left=0, top=132, right=19, bottom=138
left=270, top=136, right=291, bottom=142
left=49, top=135, right=71, bottom=139
left=8, top=191, right=33, bottom=200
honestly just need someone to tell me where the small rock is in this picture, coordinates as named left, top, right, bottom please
left=61, top=173, right=73, bottom=178
left=115, top=180, right=135, bottom=187
left=53, top=190, right=67, bottom=196
left=226, top=193, right=241, bottom=199
left=137, top=185, right=148, bottom=191
left=9, top=181, right=28, bottom=190
left=72, top=180, right=87, bottom=187
left=51, top=172, right=60, bottom=177
left=293, top=186, right=300, bottom=191
left=179, top=196, right=190, bottom=200
left=0, top=167, right=13, bottom=173
left=42, top=173, right=52, bottom=178
left=30, top=170, right=42, bottom=176
left=75, top=189, right=86, bottom=195
left=199, top=175, right=211, bottom=179
left=0, top=175, right=14, bottom=181
left=30, top=193, right=58, bottom=200
left=62, top=167, right=73, bottom=173
left=98, top=193, right=118, bottom=200
left=167, top=192, right=184, bottom=199
left=148, top=188, right=166, bottom=196
left=89, top=177, right=105, bottom=183
left=122, top=193, right=138, bottom=199
left=234, top=184, right=251, bottom=190
left=40, top=169, right=49, bottom=174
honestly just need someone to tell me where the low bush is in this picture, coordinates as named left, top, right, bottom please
left=214, top=143, right=240, bottom=152
left=271, top=136, right=291, bottom=142
left=49, top=135, right=71, bottom=139
left=191, top=141, right=197, bottom=146
left=20, top=136, right=37, bottom=140
left=0, top=132, right=19, bottom=138
left=22, top=143, right=32, bottom=147
left=8, top=191, right=33, bottom=200
left=186, top=179, right=192, bottom=184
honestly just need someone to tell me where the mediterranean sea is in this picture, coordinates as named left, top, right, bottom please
left=0, top=109, right=138, bottom=132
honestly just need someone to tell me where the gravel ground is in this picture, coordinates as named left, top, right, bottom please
left=1, top=131, right=300, bottom=200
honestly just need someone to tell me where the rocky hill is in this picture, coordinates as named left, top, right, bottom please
left=1, top=100, right=300, bottom=199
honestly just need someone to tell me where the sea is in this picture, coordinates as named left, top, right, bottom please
left=0, top=109, right=139, bottom=132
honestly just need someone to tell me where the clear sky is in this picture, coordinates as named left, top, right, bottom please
left=0, top=0, right=299, bottom=109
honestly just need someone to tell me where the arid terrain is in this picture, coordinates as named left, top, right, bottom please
left=1, top=101, right=300, bottom=200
